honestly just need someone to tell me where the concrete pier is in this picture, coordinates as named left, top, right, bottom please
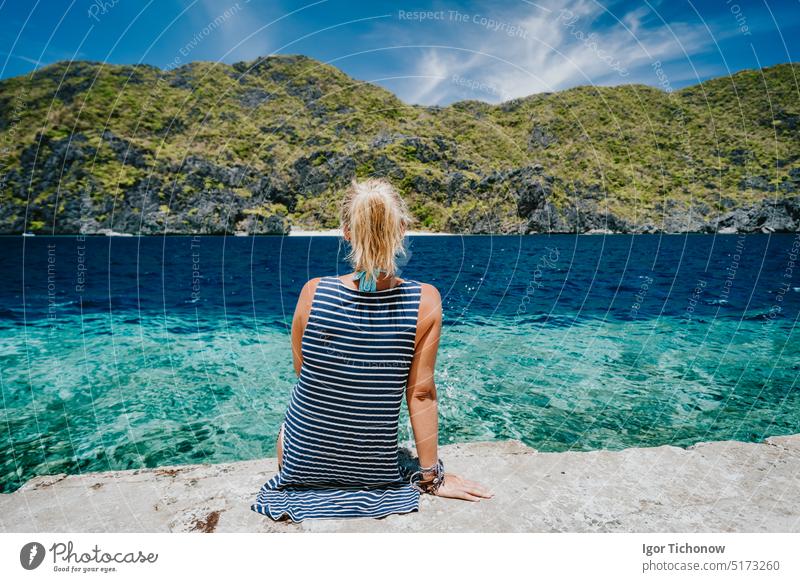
left=2, top=435, right=798, bottom=533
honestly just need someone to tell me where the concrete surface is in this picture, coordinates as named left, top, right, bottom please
left=2, top=436, right=798, bottom=532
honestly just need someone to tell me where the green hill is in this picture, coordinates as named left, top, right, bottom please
left=1, top=55, right=798, bottom=234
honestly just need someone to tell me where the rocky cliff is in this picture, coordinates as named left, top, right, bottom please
left=1, top=56, right=798, bottom=234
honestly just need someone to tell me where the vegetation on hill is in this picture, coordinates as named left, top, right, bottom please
left=0, top=55, right=798, bottom=234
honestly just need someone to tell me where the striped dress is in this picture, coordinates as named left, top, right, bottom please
left=251, top=275, right=423, bottom=521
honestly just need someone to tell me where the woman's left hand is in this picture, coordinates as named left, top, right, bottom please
left=433, top=473, right=494, bottom=501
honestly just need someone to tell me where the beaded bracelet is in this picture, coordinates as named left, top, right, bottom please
left=409, top=458, right=445, bottom=494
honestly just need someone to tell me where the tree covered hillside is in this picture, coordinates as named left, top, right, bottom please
left=0, top=55, right=798, bottom=234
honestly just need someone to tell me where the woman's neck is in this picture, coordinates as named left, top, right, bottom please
left=342, top=271, right=402, bottom=291
left=371, top=272, right=398, bottom=291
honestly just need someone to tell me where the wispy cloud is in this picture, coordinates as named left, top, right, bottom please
left=1, top=52, right=45, bottom=67
left=387, top=0, right=719, bottom=104
left=194, top=0, right=272, bottom=63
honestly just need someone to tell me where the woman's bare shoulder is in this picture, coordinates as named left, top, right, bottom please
left=306, top=276, right=324, bottom=289
left=417, top=281, right=441, bottom=299
left=416, top=282, right=442, bottom=319
left=298, top=277, right=324, bottom=302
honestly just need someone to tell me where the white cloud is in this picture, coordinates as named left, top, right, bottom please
left=390, top=0, right=718, bottom=105
left=0, top=52, right=44, bottom=67
left=194, top=0, right=271, bottom=63
left=403, top=50, right=485, bottom=104
left=623, top=5, right=652, bottom=36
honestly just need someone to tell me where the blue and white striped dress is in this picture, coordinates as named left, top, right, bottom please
left=251, top=275, right=423, bottom=521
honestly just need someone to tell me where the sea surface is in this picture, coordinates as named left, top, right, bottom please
left=1, top=234, right=798, bottom=493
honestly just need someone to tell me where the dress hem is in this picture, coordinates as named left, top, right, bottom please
left=250, top=500, right=420, bottom=523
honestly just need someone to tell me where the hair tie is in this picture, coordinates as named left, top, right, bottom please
left=353, top=269, right=382, bottom=292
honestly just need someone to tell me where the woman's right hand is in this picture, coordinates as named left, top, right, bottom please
left=433, top=473, right=494, bottom=501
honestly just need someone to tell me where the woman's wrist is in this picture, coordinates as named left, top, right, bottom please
left=410, top=458, right=445, bottom=494
left=418, top=462, right=439, bottom=481
left=417, top=450, right=438, bottom=471
left=418, top=461, right=438, bottom=475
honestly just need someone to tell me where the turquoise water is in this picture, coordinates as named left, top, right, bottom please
left=1, top=234, right=798, bottom=492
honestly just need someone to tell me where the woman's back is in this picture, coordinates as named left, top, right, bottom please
left=283, top=275, right=422, bottom=485
left=251, top=275, right=423, bottom=520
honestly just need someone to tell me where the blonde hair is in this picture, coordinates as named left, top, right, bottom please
left=340, top=179, right=412, bottom=277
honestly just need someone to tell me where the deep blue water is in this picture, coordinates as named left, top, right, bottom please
left=1, top=234, right=798, bottom=493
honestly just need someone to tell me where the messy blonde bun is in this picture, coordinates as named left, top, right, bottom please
left=340, top=179, right=412, bottom=277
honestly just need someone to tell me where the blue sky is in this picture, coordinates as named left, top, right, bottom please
left=1, top=0, right=799, bottom=105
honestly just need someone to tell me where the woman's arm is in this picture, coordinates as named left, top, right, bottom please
left=291, top=277, right=321, bottom=376
left=406, top=284, right=494, bottom=502
left=406, top=283, right=443, bottom=469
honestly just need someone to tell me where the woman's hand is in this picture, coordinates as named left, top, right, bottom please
left=433, top=473, right=494, bottom=502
